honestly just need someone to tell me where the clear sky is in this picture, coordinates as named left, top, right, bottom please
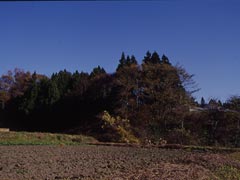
left=0, top=0, right=240, bottom=102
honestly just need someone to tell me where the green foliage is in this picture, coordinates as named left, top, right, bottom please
left=18, top=82, right=40, bottom=114
left=51, top=69, right=72, bottom=96
left=8, top=51, right=240, bottom=148
left=0, top=131, right=97, bottom=145
left=69, top=71, right=90, bottom=96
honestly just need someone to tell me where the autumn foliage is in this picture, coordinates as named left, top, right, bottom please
left=0, top=51, right=240, bottom=147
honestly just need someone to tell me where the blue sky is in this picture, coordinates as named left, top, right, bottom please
left=0, top=1, right=240, bottom=102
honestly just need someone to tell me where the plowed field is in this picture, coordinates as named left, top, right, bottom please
left=0, top=145, right=239, bottom=180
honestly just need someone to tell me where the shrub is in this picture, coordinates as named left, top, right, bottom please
left=100, top=111, right=139, bottom=144
left=165, top=128, right=198, bottom=145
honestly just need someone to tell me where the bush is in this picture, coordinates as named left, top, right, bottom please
left=100, top=111, right=139, bottom=144
left=165, top=128, right=198, bottom=145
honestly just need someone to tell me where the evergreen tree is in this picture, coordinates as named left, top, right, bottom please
left=18, top=82, right=40, bottom=114
left=143, top=51, right=152, bottom=64
left=34, top=78, right=60, bottom=107
left=117, top=53, right=138, bottom=71
left=130, top=55, right=138, bottom=65
left=115, top=55, right=140, bottom=120
left=51, top=69, right=72, bottom=96
left=200, top=97, right=206, bottom=108
left=162, top=54, right=171, bottom=65
left=126, top=55, right=131, bottom=66
left=117, top=52, right=126, bottom=71
left=0, top=52, right=202, bottom=144
left=151, top=51, right=161, bottom=64
left=143, top=51, right=161, bottom=64
left=90, top=66, right=106, bottom=78
left=69, top=71, right=90, bottom=97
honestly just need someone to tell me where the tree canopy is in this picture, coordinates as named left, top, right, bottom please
left=0, top=51, right=239, bottom=147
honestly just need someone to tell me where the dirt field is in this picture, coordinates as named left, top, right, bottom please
left=0, top=145, right=239, bottom=180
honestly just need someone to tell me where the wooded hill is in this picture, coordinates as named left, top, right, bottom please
left=0, top=51, right=240, bottom=147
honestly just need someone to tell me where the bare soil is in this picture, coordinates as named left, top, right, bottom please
left=0, top=145, right=239, bottom=180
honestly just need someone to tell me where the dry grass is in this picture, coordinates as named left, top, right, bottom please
left=0, top=131, right=97, bottom=145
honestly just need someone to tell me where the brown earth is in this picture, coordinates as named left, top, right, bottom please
left=0, top=145, right=239, bottom=180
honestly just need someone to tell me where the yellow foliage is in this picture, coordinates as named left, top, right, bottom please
left=100, top=111, right=139, bottom=144
left=101, top=110, right=115, bottom=127
left=117, top=126, right=139, bottom=144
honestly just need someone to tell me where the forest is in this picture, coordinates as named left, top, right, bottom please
left=0, top=51, right=240, bottom=147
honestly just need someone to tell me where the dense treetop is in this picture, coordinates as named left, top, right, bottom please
left=0, top=51, right=239, bottom=147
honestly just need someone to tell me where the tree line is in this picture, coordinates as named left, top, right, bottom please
left=0, top=51, right=240, bottom=147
